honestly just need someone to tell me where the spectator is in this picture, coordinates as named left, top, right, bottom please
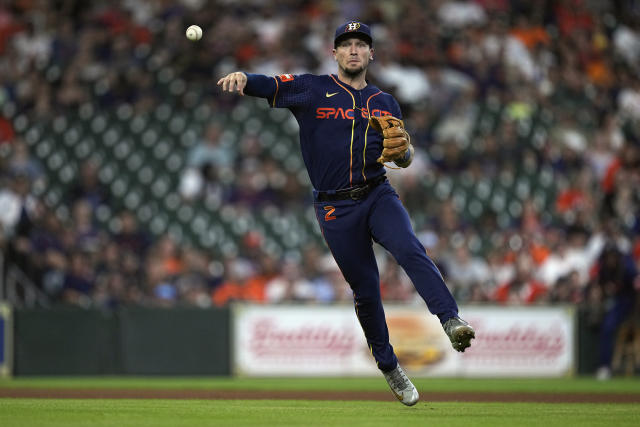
left=61, top=251, right=95, bottom=307
left=0, top=171, right=38, bottom=238
left=493, top=252, right=547, bottom=304
left=594, top=245, right=638, bottom=379
left=0, top=2, right=639, bottom=369
left=437, top=0, right=487, bottom=29
left=5, top=138, right=43, bottom=183
left=443, top=245, right=490, bottom=300
left=67, top=159, right=110, bottom=209
left=264, top=257, right=315, bottom=304
left=113, top=210, right=151, bottom=258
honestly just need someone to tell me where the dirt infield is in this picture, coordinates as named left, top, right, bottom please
left=1, top=388, right=638, bottom=403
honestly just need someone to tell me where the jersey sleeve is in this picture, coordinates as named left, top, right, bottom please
left=388, top=95, right=403, bottom=119
left=244, top=73, right=278, bottom=99
left=245, top=73, right=313, bottom=109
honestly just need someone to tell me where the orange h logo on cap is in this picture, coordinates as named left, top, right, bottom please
left=347, top=22, right=360, bottom=31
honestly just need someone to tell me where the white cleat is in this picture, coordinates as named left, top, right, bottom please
left=443, top=316, right=475, bottom=352
left=382, top=363, right=419, bottom=406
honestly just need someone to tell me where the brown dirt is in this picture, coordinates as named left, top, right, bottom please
left=0, top=388, right=638, bottom=403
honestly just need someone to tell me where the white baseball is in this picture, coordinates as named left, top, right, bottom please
left=186, top=25, right=202, bottom=41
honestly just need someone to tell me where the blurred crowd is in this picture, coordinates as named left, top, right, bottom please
left=0, top=0, right=639, bottom=368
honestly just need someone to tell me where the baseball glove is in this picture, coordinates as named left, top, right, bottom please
left=369, top=115, right=411, bottom=165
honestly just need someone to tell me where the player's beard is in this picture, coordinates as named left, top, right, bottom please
left=341, top=63, right=367, bottom=79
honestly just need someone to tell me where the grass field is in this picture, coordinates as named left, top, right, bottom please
left=1, top=377, right=640, bottom=426
left=2, top=376, right=640, bottom=393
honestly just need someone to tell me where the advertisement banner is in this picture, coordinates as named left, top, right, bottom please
left=0, top=302, right=11, bottom=377
left=233, top=305, right=376, bottom=376
left=385, top=306, right=575, bottom=377
left=233, top=305, right=575, bottom=377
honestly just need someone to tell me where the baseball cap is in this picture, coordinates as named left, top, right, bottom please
left=334, top=21, right=373, bottom=47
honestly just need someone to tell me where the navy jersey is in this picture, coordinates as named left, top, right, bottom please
left=244, top=73, right=402, bottom=191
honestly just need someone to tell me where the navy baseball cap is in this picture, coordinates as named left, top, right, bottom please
left=334, top=21, right=373, bottom=47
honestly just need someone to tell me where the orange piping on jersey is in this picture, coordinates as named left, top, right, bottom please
left=271, top=76, right=279, bottom=107
left=362, top=91, right=382, bottom=181
left=329, top=75, right=356, bottom=186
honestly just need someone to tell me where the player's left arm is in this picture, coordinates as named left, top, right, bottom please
left=393, top=139, right=414, bottom=168
left=389, top=99, right=414, bottom=168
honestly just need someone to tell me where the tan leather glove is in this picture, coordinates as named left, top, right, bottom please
left=369, top=115, right=412, bottom=166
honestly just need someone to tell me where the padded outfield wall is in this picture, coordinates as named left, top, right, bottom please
left=5, top=304, right=600, bottom=376
left=0, top=303, right=11, bottom=377
left=233, top=305, right=576, bottom=377
left=11, top=306, right=230, bottom=376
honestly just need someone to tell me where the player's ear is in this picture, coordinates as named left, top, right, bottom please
left=369, top=48, right=374, bottom=61
left=332, top=48, right=337, bottom=61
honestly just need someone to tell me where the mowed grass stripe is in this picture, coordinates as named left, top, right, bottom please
left=1, top=377, right=640, bottom=394
left=0, top=388, right=638, bottom=403
left=0, top=399, right=639, bottom=427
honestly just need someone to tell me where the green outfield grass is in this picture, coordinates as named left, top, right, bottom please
left=1, top=376, right=640, bottom=394
left=1, top=377, right=639, bottom=426
left=0, top=398, right=639, bottom=427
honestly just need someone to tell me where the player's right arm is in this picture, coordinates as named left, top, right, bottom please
left=217, top=72, right=277, bottom=99
left=218, top=72, right=311, bottom=109
left=217, top=71, right=249, bottom=95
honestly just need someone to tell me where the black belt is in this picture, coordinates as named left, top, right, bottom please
left=317, top=175, right=387, bottom=202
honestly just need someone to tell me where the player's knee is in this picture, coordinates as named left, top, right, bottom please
left=353, top=290, right=381, bottom=307
left=392, top=245, right=422, bottom=268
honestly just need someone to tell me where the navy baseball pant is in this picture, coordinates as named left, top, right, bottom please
left=314, top=181, right=459, bottom=372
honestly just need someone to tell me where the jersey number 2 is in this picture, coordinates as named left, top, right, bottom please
left=324, top=206, right=336, bottom=221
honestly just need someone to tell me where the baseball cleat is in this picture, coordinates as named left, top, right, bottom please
left=382, top=363, right=419, bottom=406
left=443, top=316, right=475, bottom=352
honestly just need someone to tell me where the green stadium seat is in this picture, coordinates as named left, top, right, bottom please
left=125, top=151, right=144, bottom=171
left=193, top=104, right=213, bottom=122
left=46, top=151, right=65, bottom=173
left=508, top=199, right=523, bottom=218
left=137, top=165, right=155, bottom=185
left=129, top=115, right=149, bottom=135
left=434, top=176, right=453, bottom=201
left=57, top=164, right=76, bottom=185
left=24, top=125, right=43, bottom=146
left=514, top=176, right=532, bottom=201
left=123, top=188, right=143, bottom=211
left=113, top=139, right=133, bottom=160
left=149, top=213, right=169, bottom=236
left=74, top=138, right=94, bottom=160
left=95, top=204, right=112, bottom=226
left=168, top=115, right=187, bottom=135
left=90, top=114, right=108, bottom=135
left=34, top=137, right=53, bottom=160
left=466, top=199, right=484, bottom=219
left=269, top=107, right=289, bottom=123
left=98, top=162, right=117, bottom=185
left=2, top=101, right=17, bottom=119
left=110, top=176, right=130, bottom=199
left=179, top=128, right=199, bottom=149
left=490, top=190, right=507, bottom=213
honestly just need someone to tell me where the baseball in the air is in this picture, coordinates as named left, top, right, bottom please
left=186, top=25, right=202, bottom=41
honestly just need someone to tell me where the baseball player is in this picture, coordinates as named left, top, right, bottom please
left=218, top=20, right=474, bottom=406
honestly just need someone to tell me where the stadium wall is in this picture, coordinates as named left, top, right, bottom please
left=0, top=303, right=12, bottom=377
left=7, top=305, right=599, bottom=376
left=12, top=307, right=231, bottom=376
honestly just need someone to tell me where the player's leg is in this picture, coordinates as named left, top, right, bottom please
left=314, top=200, right=397, bottom=371
left=597, top=296, right=634, bottom=378
left=368, top=186, right=475, bottom=352
left=368, top=185, right=459, bottom=323
left=315, top=197, right=420, bottom=406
